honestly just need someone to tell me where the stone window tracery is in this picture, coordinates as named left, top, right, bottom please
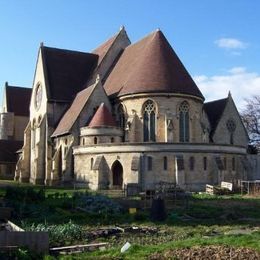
left=179, top=101, right=189, bottom=142
left=226, top=119, right=236, bottom=144
left=143, top=100, right=156, bottom=142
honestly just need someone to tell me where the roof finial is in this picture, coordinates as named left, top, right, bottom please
left=5, top=81, right=8, bottom=88
left=228, top=91, right=232, bottom=97
left=156, top=28, right=160, bottom=32
left=120, top=25, right=125, bottom=31
left=96, top=74, right=100, bottom=83
left=40, top=42, right=44, bottom=47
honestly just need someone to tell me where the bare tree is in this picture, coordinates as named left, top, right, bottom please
left=241, top=95, right=260, bottom=150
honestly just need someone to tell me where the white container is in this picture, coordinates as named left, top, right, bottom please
left=120, top=242, right=131, bottom=253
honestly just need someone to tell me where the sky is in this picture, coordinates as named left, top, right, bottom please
left=0, top=0, right=259, bottom=110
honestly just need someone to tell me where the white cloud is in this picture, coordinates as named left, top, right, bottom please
left=228, top=67, right=246, bottom=74
left=215, top=38, right=247, bottom=50
left=193, top=67, right=260, bottom=110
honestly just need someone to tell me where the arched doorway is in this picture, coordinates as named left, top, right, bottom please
left=111, top=160, right=123, bottom=188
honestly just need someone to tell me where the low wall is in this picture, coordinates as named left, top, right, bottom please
left=0, top=231, right=49, bottom=253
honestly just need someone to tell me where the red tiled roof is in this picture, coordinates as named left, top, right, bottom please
left=104, top=30, right=204, bottom=99
left=0, top=140, right=23, bottom=163
left=88, top=103, right=117, bottom=128
left=5, top=85, right=31, bottom=117
left=42, top=46, right=98, bottom=102
left=52, top=84, right=96, bottom=137
left=204, top=97, right=228, bottom=136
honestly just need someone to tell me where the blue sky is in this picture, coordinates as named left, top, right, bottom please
left=0, top=0, right=259, bottom=109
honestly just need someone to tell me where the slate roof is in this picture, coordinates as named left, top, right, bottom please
left=0, top=140, right=23, bottom=163
left=104, top=30, right=204, bottom=99
left=41, top=46, right=98, bottom=102
left=5, top=84, right=31, bottom=117
left=93, top=33, right=119, bottom=65
left=51, top=83, right=97, bottom=137
left=204, top=97, right=228, bottom=135
left=88, top=103, right=117, bottom=128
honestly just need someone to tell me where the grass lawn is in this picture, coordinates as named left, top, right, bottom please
left=0, top=181, right=260, bottom=259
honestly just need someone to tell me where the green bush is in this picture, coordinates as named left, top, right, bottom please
left=22, top=220, right=83, bottom=247
left=5, top=186, right=45, bottom=203
left=134, top=211, right=149, bottom=221
left=77, top=194, right=123, bottom=215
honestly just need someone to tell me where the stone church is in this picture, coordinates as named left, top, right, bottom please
left=13, top=27, right=250, bottom=191
left=0, top=82, right=31, bottom=179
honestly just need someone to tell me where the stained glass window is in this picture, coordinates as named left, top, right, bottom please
left=143, top=100, right=156, bottom=142
left=179, top=101, right=189, bottom=142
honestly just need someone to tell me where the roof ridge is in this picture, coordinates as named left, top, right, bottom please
left=204, top=97, right=229, bottom=137
left=92, top=27, right=130, bottom=66
left=204, top=97, right=228, bottom=105
left=5, top=85, right=31, bottom=90
left=51, top=79, right=101, bottom=137
left=42, top=45, right=96, bottom=56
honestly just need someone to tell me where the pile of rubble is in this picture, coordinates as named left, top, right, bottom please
left=149, top=245, right=260, bottom=259
left=86, top=226, right=158, bottom=240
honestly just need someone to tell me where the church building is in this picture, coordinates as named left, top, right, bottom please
left=13, top=27, right=250, bottom=191
left=0, top=82, right=31, bottom=179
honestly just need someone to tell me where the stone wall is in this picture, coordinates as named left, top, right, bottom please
left=0, top=112, right=14, bottom=139
left=117, top=94, right=205, bottom=143
left=73, top=143, right=247, bottom=191
left=13, top=115, right=29, bottom=141
left=213, top=96, right=248, bottom=147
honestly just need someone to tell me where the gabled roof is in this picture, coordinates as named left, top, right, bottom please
left=52, top=83, right=97, bottom=137
left=5, top=83, right=31, bottom=117
left=88, top=103, right=117, bottom=128
left=104, top=30, right=204, bottom=99
left=0, top=140, right=23, bottom=163
left=93, top=33, right=119, bottom=65
left=41, top=46, right=98, bottom=102
left=204, top=97, right=228, bottom=135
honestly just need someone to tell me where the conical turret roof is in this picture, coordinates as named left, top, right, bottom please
left=104, top=30, right=204, bottom=99
left=88, top=103, right=117, bottom=128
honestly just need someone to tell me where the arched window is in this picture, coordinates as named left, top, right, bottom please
left=111, top=137, right=114, bottom=143
left=163, top=156, right=167, bottom=170
left=179, top=101, right=190, bottom=142
left=31, top=119, right=36, bottom=148
left=189, top=156, right=195, bottom=171
left=143, top=100, right=156, bottom=142
left=118, top=105, right=125, bottom=141
left=94, top=137, right=97, bottom=144
left=147, top=156, right=153, bottom=171
left=223, top=157, right=227, bottom=170
left=203, top=157, right=207, bottom=171
left=118, top=105, right=125, bottom=129
left=226, top=119, right=236, bottom=144
left=90, top=158, right=94, bottom=170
